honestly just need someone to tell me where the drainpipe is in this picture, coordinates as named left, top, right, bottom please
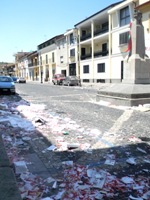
left=109, top=13, right=112, bottom=83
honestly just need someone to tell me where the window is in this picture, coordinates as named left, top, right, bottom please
left=52, top=52, right=55, bottom=63
left=46, top=54, right=48, bottom=64
left=119, top=32, right=129, bottom=45
left=102, top=43, right=107, bottom=51
left=82, top=30, right=86, bottom=36
left=102, top=22, right=108, bottom=30
left=83, top=65, right=89, bottom=73
left=60, top=56, right=63, bottom=63
left=97, top=63, right=105, bottom=73
left=40, top=56, right=42, bottom=65
left=70, top=49, right=75, bottom=57
left=70, top=33, right=74, bottom=44
left=120, top=6, right=130, bottom=27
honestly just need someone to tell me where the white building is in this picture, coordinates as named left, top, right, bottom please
left=75, top=1, right=123, bottom=83
left=37, top=34, right=63, bottom=82
left=64, top=28, right=79, bottom=77
left=74, top=0, right=150, bottom=83
left=55, top=35, right=68, bottom=76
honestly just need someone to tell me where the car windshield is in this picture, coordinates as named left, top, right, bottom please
left=0, top=77, right=12, bottom=82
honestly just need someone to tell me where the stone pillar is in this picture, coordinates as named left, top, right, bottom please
left=131, top=11, right=145, bottom=59
left=123, top=10, right=150, bottom=84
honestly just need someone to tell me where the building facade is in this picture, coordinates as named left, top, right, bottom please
left=55, top=35, right=68, bottom=76
left=64, top=28, right=79, bottom=77
left=14, top=0, right=150, bottom=84
left=27, top=51, right=38, bottom=81
left=37, top=34, right=63, bottom=83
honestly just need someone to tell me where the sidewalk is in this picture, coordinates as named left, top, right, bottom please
left=27, top=80, right=111, bottom=90
left=0, top=136, right=22, bottom=200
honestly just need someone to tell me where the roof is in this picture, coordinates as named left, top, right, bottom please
left=74, top=1, right=124, bottom=27
left=26, top=51, right=38, bottom=58
left=37, top=34, right=64, bottom=47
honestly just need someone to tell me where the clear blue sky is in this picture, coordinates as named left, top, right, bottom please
left=0, top=0, right=122, bottom=63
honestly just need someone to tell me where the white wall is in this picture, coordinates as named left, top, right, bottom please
left=80, top=60, right=92, bottom=80
left=111, top=56, right=123, bottom=79
left=94, top=57, right=109, bottom=79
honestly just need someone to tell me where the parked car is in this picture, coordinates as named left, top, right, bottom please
left=0, top=76, right=16, bottom=94
left=11, top=76, right=18, bottom=83
left=52, top=74, right=65, bottom=85
left=62, top=76, right=81, bottom=86
left=17, top=77, right=26, bottom=83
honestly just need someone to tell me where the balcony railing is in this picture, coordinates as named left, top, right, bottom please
left=69, top=56, right=75, bottom=63
left=80, top=32, right=91, bottom=42
left=94, top=50, right=108, bottom=57
left=94, top=27, right=108, bottom=37
left=28, top=62, right=38, bottom=67
left=81, top=53, right=92, bottom=60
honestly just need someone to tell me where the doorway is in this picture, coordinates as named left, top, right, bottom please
left=69, top=63, right=76, bottom=76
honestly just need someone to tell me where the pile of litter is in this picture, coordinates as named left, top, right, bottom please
left=42, top=163, right=150, bottom=200
left=0, top=97, right=150, bottom=200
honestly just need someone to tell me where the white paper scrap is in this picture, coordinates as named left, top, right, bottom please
left=47, top=145, right=57, bottom=151
left=129, top=195, right=143, bottom=200
left=121, top=177, right=134, bottom=184
left=14, top=161, right=28, bottom=174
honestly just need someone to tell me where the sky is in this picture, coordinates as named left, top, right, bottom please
left=0, top=0, right=122, bottom=63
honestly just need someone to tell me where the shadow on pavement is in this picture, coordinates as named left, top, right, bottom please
left=0, top=93, right=150, bottom=199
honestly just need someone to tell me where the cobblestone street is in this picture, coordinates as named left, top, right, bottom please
left=0, top=84, right=150, bottom=199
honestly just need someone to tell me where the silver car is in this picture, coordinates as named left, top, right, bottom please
left=62, top=76, right=81, bottom=86
left=0, top=76, right=16, bottom=94
left=16, top=77, right=26, bottom=83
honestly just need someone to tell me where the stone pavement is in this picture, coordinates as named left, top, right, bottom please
left=0, top=87, right=150, bottom=199
left=0, top=136, right=22, bottom=200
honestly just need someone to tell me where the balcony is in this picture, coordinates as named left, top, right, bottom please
left=69, top=56, right=75, bottom=63
left=94, top=50, right=108, bottom=57
left=94, top=27, right=108, bottom=37
left=28, top=62, right=37, bottom=68
left=80, top=32, right=91, bottom=42
left=81, top=53, right=92, bottom=60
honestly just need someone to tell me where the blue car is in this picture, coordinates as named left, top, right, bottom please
left=11, top=76, right=18, bottom=83
left=0, top=76, right=16, bottom=94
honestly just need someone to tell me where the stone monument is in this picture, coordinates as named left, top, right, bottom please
left=96, top=10, right=150, bottom=106
left=123, top=10, right=150, bottom=84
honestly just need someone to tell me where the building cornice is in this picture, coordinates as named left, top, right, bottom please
left=108, top=0, right=138, bottom=14
left=135, top=1, right=150, bottom=12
